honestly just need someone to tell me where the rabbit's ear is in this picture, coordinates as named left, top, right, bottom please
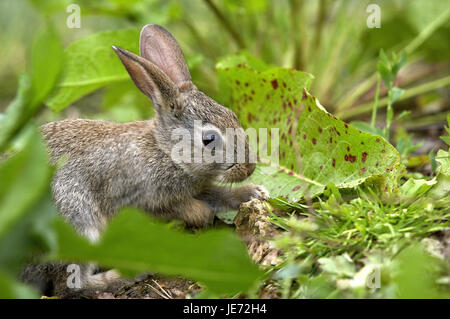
left=139, top=24, right=193, bottom=92
left=112, top=46, right=182, bottom=113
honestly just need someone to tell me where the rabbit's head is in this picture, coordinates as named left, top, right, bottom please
left=113, top=24, right=255, bottom=183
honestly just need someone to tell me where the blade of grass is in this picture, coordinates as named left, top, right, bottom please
left=337, top=75, right=450, bottom=120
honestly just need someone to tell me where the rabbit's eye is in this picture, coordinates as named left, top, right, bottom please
left=202, top=134, right=215, bottom=146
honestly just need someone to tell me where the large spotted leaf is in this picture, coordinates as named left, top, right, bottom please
left=217, top=54, right=401, bottom=201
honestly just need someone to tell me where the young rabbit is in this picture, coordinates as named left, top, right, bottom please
left=31, top=24, right=268, bottom=295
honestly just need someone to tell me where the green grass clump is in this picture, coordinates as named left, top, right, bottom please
left=264, top=188, right=450, bottom=298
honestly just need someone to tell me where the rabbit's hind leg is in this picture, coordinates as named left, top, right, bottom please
left=174, top=198, right=214, bottom=228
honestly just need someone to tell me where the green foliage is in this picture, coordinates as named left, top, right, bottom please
left=0, top=24, right=62, bottom=149
left=217, top=54, right=402, bottom=201
left=0, top=0, right=449, bottom=300
left=47, top=29, right=140, bottom=112
left=54, top=208, right=262, bottom=295
left=0, top=270, right=38, bottom=298
left=0, top=21, right=263, bottom=299
left=376, top=49, right=407, bottom=140
left=318, top=254, right=356, bottom=278
left=429, top=149, right=450, bottom=199
left=269, top=192, right=450, bottom=298
left=441, top=115, right=450, bottom=146
left=0, top=129, right=56, bottom=298
left=392, top=245, right=446, bottom=299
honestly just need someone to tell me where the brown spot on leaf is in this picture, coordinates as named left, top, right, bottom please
left=362, top=152, right=368, bottom=163
left=271, top=79, right=278, bottom=89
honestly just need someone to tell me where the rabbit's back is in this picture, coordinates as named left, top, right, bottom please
left=41, top=119, right=155, bottom=162
left=41, top=119, right=197, bottom=236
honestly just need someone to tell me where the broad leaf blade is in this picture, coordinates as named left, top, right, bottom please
left=46, top=29, right=140, bottom=112
left=217, top=54, right=402, bottom=201
left=0, top=129, right=56, bottom=277
left=54, top=208, right=262, bottom=295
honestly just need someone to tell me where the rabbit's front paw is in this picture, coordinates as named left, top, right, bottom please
left=248, top=184, right=270, bottom=201
left=238, top=184, right=269, bottom=203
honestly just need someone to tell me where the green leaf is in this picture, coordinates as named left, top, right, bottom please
left=0, top=130, right=53, bottom=238
left=0, top=129, right=56, bottom=275
left=392, top=245, right=445, bottom=298
left=377, top=60, right=391, bottom=89
left=0, top=76, right=33, bottom=149
left=390, top=87, right=404, bottom=104
left=378, top=49, right=390, bottom=67
left=54, top=208, right=262, bottom=295
left=217, top=54, right=402, bottom=201
left=46, top=29, right=140, bottom=112
left=400, top=177, right=436, bottom=197
left=429, top=150, right=450, bottom=199
left=0, top=270, right=38, bottom=299
left=30, top=24, right=63, bottom=106
left=392, top=52, right=407, bottom=77
left=318, top=254, right=356, bottom=278
left=0, top=25, right=62, bottom=149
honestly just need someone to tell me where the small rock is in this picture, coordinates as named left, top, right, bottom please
left=234, top=199, right=283, bottom=265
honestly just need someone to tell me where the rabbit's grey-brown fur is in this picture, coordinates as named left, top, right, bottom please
left=26, top=25, right=267, bottom=295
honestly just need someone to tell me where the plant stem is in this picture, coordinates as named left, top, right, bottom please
left=313, top=0, right=327, bottom=51
left=403, top=8, right=450, bottom=55
left=336, top=8, right=450, bottom=111
left=337, top=75, right=450, bottom=120
left=385, top=91, right=392, bottom=140
left=202, top=0, right=245, bottom=49
left=371, top=74, right=381, bottom=128
left=290, top=0, right=304, bottom=70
